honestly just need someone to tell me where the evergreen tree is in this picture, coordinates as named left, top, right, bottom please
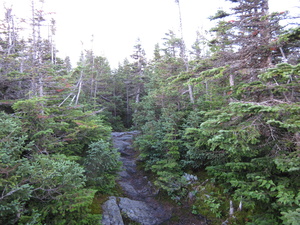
left=209, top=0, right=287, bottom=85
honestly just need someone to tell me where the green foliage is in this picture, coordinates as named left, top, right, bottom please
left=209, top=10, right=230, bottom=20
left=134, top=109, right=190, bottom=199
left=151, top=158, right=186, bottom=199
left=1, top=96, right=115, bottom=224
left=135, top=57, right=300, bottom=224
left=12, top=98, right=63, bottom=153
left=12, top=98, right=111, bottom=156
left=281, top=208, right=300, bottom=225
left=16, top=154, right=101, bottom=224
left=192, top=182, right=226, bottom=220
left=190, top=66, right=228, bottom=83
left=0, top=112, right=34, bottom=224
left=62, top=115, right=111, bottom=156
left=194, top=65, right=300, bottom=224
left=36, top=188, right=101, bottom=225
left=84, top=140, right=121, bottom=192
left=258, top=63, right=300, bottom=82
left=18, top=154, right=86, bottom=200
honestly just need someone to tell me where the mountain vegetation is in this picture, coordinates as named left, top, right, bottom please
left=0, top=0, right=299, bottom=224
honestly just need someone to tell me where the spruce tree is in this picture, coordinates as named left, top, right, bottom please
left=210, top=0, right=286, bottom=84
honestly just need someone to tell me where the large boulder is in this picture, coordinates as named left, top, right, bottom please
left=101, top=196, right=124, bottom=225
left=118, top=197, right=171, bottom=225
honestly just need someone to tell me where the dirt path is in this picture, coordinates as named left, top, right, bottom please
left=102, top=131, right=206, bottom=225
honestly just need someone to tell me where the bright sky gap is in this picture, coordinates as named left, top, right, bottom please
left=1, top=0, right=299, bottom=68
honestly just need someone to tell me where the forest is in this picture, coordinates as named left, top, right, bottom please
left=0, top=0, right=299, bottom=224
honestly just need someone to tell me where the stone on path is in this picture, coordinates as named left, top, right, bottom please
left=101, top=196, right=124, bottom=225
left=118, top=197, right=170, bottom=225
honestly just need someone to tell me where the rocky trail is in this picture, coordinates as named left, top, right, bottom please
left=101, top=131, right=206, bottom=225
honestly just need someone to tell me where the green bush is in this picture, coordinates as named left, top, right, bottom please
left=84, top=140, right=121, bottom=192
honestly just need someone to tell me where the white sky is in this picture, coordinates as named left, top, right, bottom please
left=1, top=0, right=299, bottom=68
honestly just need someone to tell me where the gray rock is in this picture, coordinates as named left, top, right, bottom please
left=118, top=170, right=130, bottom=178
left=118, top=181, right=139, bottom=197
left=118, top=197, right=170, bottom=225
left=144, top=180, right=160, bottom=197
left=119, top=134, right=134, bottom=141
left=183, top=173, right=198, bottom=184
left=101, top=196, right=124, bottom=225
left=113, top=140, right=130, bottom=152
left=188, top=191, right=196, bottom=203
left=120, top=158, right=136, bottom=169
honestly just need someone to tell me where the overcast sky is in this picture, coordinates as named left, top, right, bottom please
left=1, top=0, right=299, bottom=68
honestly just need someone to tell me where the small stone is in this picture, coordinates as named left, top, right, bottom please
left=183, top=173, right=198, bottom=184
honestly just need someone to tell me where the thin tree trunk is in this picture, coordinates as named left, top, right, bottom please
left=5, top=7, right=15, bottom=54
left=38, top=77, right=45, bottom=114
left=39, top=77, right=43, bottom=97
left=229, top=200, right=234, bottom=216
left=126, top=83, right=130, bottom=127
left=229, top=74, right=234, bottom=87
left=279, top=47, right=288, bottom=62
left=93, top=75, right=98, bottom=109
left=30, top=78, right=37, bottom=98
left=75, top=71, right=84, bottom=105
left=31, top=1, right=37, bottom=61
left=176, top=0, right=195, bottom=104
left=113, top=76, right=117, bottom=117
left=260, top=0, right=273, bottom=67
left=188, top=83, right=195, bottom=103
left=58, top=93, right=73, bottom=107
left=51, top=35, right=54, bottom=64
left=134, top=86, right=140, bottom=114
